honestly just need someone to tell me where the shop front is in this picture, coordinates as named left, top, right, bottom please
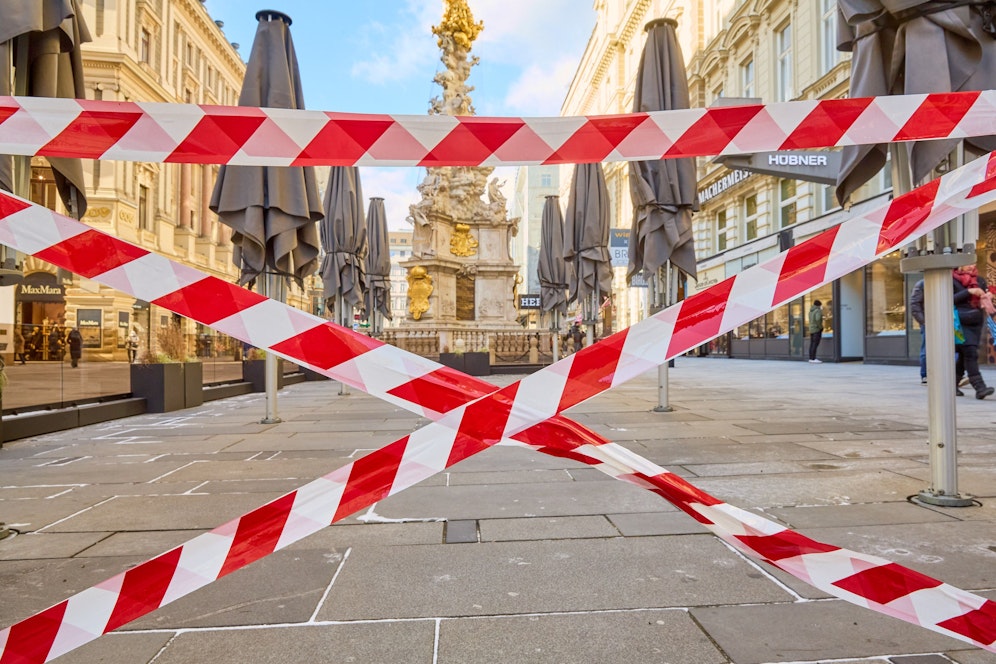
left=15, top=271, right=67, bottom=361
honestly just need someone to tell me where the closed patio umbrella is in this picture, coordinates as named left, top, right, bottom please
left=0, top=0, right=90, bottom=218
left=209, top=10, right=321, bottom=421
left=628, top=17, right=697, bottom=412
left=320, top=166, right=367, bottom=325
left=365, top=197, right=392, bottom=336
left=628, top=18, right=698, bottom=285
left=210, top=10, right=322, bottom=289
left=564, top=162, right=612, bottom=347
left=539, top=195, right=567, bottom=361
left=836, top=0, right=996, bottom=203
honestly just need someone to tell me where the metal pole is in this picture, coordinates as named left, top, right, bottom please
left=260, top=273, right=281, bottom=424
left=654, top=264, right=673, bottom=412
left=337, top=293, right=350, bottom=395
left=897, top=143, right=973, bottom=507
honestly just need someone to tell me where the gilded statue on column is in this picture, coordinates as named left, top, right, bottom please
left=450, top=222, right=478, bottom=257
left=407, top=266, right=433, bottom=321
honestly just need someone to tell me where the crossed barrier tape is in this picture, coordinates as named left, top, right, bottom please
left=1, top=90, right=996, bottom=166
left=0, top=96, right=994, bottom=660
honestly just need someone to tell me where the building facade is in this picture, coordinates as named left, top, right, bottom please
left=5, top=0, right=319, bottom=366
left=510, top=164, right=560, bottom=328
left=564, top=0, right=996, bottom=365
left=387, top=230, right=414, bottom=327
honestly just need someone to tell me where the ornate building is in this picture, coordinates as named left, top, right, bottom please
left=6, top=0, right=316, bottom=365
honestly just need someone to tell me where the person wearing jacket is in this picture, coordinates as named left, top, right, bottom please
left=808, top=300, right=824, bottom=363
left=953, top=265, right=994, bottom=399
left=910, top=279, right=926, bottom=384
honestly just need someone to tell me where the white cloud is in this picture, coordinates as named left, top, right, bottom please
left=471, top=0, right=594, bottom=66
left=503, top=57, right=583, bottom=116
left=350, top=2, right=443, bottom=85
left=358, top=167, right=424, bottom=232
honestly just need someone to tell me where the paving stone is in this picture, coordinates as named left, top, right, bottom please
left=739, top=419, right=925, bottom=435
left=692, top=600, right=978, bottom=663
left=286, top=522, right=444, bottom=549
left=445, top=468, right=573, bottom=486
left=607, top=512, right=709, bottom=536
left=153, top=621, right=436, bottom=664
left=127, top=547, right=344, bottom=630
left=76, top=529, right=205, bottom=558
left=445, top=519, right=478, bottom=543
left=438, top=609, right=726, bottom=664
left=479, top=515, right=619, bottom=541
left=41, top=493, right=286, bottom=532
left=0, top=531, right=110, bottom=560
left=635, top=441, right=838, bottom=465
left=318, top=535, right=792, bottom=621
left=765, top=502, right=959, bottom=530
left=44, top=632, right=172, bottom=664
left=372, top=478, right=669, bottom=520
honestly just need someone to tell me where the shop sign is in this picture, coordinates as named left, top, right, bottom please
left=714, top=151, right=842, bottom=185
left=77, top=308, right=103, bottom=348
left=518, top=294, right=541, bottom=310
left=609, top=228, right=630, bottom=267
left=117, top=311, right=130, bottom=348
left=16, top=273, right=65, bottom=302
left=698, top=169, right=753, bottom=204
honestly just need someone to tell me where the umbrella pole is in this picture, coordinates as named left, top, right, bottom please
left=898, top=145, right=973, bottom=507
left=653, top=264, right=673, bottom=413
left=260, top=273, right=282, bottom=424
left=337, top=294, right=350, bottom=395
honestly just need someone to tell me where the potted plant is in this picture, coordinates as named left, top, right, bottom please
left=130, top=323, right=202, bottom=412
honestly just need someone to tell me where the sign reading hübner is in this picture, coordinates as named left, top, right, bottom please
left=714, top=151, right=842, bottom=185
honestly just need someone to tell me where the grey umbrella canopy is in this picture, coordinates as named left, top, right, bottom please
left=364, top=197, right=391, bottom=324
left=210, top=10, right=321, bottom=287
left=0, top=0, right=90, bottom=217
left=538, top=195, right=567, bottom=315
left=836, top=0, right=996, bottom=204
left=564, top=162, right=612, bottom=309
left=321, top=166, right=368, bottom=314
left=628, top=18, right=697, bottom=282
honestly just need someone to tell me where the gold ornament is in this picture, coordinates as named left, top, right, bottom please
left=432, top=0, right=483, bottom=51
left=449, top=223, right=478, bottom=257
left=407, top=266, right=434, bottom=321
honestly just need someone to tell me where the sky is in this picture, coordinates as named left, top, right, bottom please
left=202, top=0, right=597, bottom=231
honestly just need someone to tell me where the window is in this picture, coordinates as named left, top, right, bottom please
left=778, top=179, right=799, bottom=228
left=865, top=252, right=905, bottom=335
left=776, top=22, right=792, bottom=101
left=821, top=0, right=839, bottom=74
left=744, top=194, right=760, bottom=241
left=710, top=85, right=724, bottom=105
left=138, top=184, right=150, bottom=231
left=716, top=208, right=729, bottom=252
left=741, top=58, right=754, bottom=98
left=140, top=28, right=151, bottom=63
left=540, top=173, right=552, bottom=188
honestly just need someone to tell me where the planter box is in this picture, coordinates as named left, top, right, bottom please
left=302, top=367, right=331, bottom=381
left=184, top=362, right=203, bottom=408
left=242, top=358, right=285, bottom=392
left=439, top=352, right=491, bottom=377
left=131, top=363, right=185, bottom=413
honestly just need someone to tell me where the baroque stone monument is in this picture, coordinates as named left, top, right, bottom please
left=402, top=0, right=522, bottom=335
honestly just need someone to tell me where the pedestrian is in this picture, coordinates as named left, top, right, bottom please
left=13, top=327, right=26, bottom=364
left=910, top=279, right=926, bottom=384
left=570, top=323, right=583, bottom=351
left=952, top=264, right=994, bottom=399
left=127, top=329, right=139, bottom=363
left=29, top=326, right=43, bottom=361
left=808, top=299, right=824, bottom=363
left=67, top=327, right=83, bottom=368
left=48, top=326, right=65, bottom=361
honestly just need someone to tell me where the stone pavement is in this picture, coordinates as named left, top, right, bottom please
left=0, top=358, right=994, bottom=664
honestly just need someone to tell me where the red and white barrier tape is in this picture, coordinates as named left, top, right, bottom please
left=1, top=149, right=995, bottom=660
left=1, top=90, right=996, bottom=166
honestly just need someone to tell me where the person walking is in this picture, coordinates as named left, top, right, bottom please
left=13, top=327, right=26, bottom=364
left=808, top=299, right=824, bottom=363
left=127, top=330, right=139, bottom=363
left=67, top=327, right=83, bottom=368
left=910, top=279, right=926, bottom=384
left=953, top=264, right=994, bottom=399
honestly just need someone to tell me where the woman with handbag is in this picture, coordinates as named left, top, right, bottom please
left=953, top=264, right=994, bottom=399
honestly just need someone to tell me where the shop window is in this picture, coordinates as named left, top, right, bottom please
left=865, top=252, right=905, bottom=335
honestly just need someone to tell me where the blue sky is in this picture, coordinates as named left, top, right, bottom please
left=202, top=1, right=596, bottom=229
